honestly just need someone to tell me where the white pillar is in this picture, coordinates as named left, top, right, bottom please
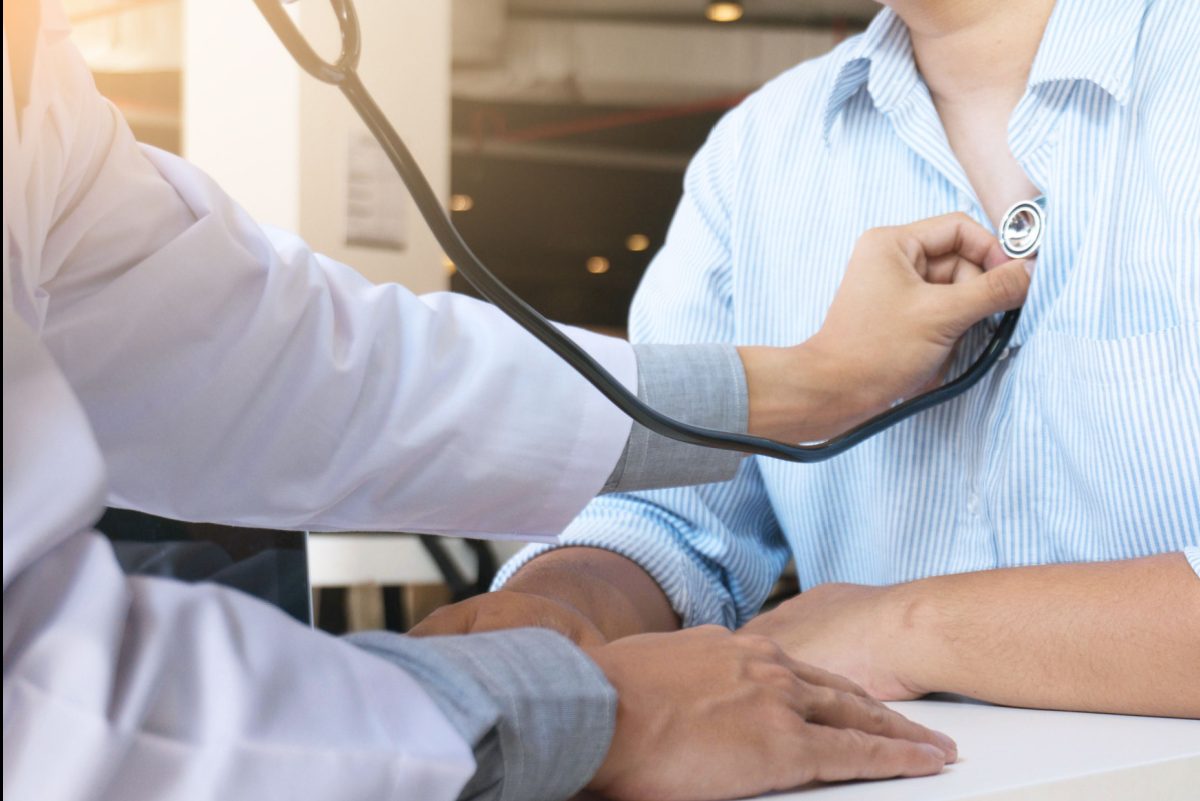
left=183, top=0, right=450, bottom=291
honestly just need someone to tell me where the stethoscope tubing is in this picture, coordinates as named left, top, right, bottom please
left=252, top=0, right=1022, bottom=463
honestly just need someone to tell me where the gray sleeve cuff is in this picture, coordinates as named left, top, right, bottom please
left=346, top=628, right=616, bottom=801
left=603, top=343, right=748, bottom=493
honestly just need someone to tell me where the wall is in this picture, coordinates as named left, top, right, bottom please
left=183, top=0, right=300, bottom=231
left=183, top=0, right=450, bottom=291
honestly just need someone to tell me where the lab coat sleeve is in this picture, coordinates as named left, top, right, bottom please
left=347, top=629, right=617, bottom=801
left=3, top=531, right=477, bottom=801
left=34, top=38, right=635, bottom=540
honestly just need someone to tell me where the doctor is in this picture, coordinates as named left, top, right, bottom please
left=3, top=2, right=1030, bottom=800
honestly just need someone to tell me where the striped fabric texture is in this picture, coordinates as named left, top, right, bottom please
left=496, top=0, right=1200, bottom=628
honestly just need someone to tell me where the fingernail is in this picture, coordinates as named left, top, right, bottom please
left=1023, top=258, right=1036, bottom=277
left=919, top=743, right=948, bottom=762
left=933, top=732, right=959, bottom=763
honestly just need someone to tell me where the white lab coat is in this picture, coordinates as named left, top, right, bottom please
left=2, top=3, right=637, bottom=799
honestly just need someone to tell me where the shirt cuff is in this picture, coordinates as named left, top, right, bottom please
left=1184, top=546, right=1200, bottom=580
left=603, top=343, right=748, bottom=493
left=492, top=489, right=746, bottom=629
left=346, top=628, right=616, bottom=801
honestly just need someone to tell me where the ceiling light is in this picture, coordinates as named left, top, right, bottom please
left=586, top=257, right=611, bottom=275
left=449, top=194, right=474, bottom=212
left=625, top=234, right=651, bottom=253
left=706, top=2, right=744, bottom=23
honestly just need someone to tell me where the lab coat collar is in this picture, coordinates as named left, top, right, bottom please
left=821, top=0, right=1149, bottom=144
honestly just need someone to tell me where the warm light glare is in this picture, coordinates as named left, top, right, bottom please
left=450, top=194, right=474, bottom=212
left=586, top=257, right=611, bottom=275
left=706, top=2, right=744, bottom=23
left=442, top=255, right=457, bottom=275
left=625, top=233, right=651, bottom=252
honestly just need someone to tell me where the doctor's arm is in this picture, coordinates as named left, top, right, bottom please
left=740, top=551, right=1200, bottom=718
left=38, top=44, right=1028, bottom=538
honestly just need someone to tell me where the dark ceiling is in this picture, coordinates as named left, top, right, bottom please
left=450, top=97, right=728, bottom=328
left=449, top=4, right=874, bottom=330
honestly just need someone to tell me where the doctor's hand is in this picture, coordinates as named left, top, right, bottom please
left=739, top=213, right=1029, bottom=443
left=584, top=626, right=954, bottom=801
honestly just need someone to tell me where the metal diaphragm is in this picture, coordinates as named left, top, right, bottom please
left=999, top=196, right=1047, bottom=260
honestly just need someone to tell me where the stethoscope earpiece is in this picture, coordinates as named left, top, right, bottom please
left=999, top=195, right=1047, bottom=260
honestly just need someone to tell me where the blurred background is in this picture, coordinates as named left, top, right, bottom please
left=65, top=0, right=878, bottom=632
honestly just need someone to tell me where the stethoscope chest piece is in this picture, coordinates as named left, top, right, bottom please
left=999, top=195, right=1047, bottom=260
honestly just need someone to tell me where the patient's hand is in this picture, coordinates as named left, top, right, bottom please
left=740, top=583, right=924, bottom=702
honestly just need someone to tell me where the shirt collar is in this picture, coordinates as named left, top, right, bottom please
left=1026, top=0, right=1147, bottom=106
left=821, top=7, right=919, bottom=144
left=821, top=0, right=1148, bottom=144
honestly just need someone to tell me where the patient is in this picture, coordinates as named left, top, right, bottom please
left=415, top=0, right=1200, bottom=717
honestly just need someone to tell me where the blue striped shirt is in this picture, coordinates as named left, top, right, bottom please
left=497, top=0, right=1200, bottom=627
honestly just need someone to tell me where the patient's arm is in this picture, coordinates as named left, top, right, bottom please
left=412, top=547, right=679, bottom=644
left=742, top=553, right=1200, bottom=718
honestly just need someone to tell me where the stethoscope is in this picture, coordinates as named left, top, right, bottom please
left=251, top=0, right=1043, bottom=464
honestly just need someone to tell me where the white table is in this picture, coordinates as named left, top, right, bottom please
left=757, top=696, right=1200, bottom=801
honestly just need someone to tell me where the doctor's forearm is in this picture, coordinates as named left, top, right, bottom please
left=890, top=553, right=1200, bottom=717
left=612, top=335, right=929, bottom=497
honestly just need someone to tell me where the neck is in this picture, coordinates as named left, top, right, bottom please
left=885, top=0, right=1056, bottom=104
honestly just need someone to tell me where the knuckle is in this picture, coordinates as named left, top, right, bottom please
left=743, top=634, right=785, bottom=659
left=864, top=700, right=890, bottom=730
left=763, top=703, right=800, bottom=733
left=794, top=684, right=824, bottom=718
left=757, top=662, right=797, bottom=689
left=815, top=685, right=841, bottom=712
left=806, top=681, right=844, bottom=719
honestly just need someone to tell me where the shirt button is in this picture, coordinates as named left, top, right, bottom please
left=998, top=347, right=1011, bottom=361
left=967, top=492, right=980, bottom=515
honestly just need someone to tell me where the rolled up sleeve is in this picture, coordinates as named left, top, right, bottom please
left=1184, top=546, right=1200, bottom=580
left=495, top=457, right=790, bottom=629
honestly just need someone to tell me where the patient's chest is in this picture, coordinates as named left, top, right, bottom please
left=732, top=69, right=1199, bottom=585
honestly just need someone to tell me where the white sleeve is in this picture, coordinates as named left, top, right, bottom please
left=3, top=531, right=476, bottom=801
left=34, top=32, right=635, bottom=541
